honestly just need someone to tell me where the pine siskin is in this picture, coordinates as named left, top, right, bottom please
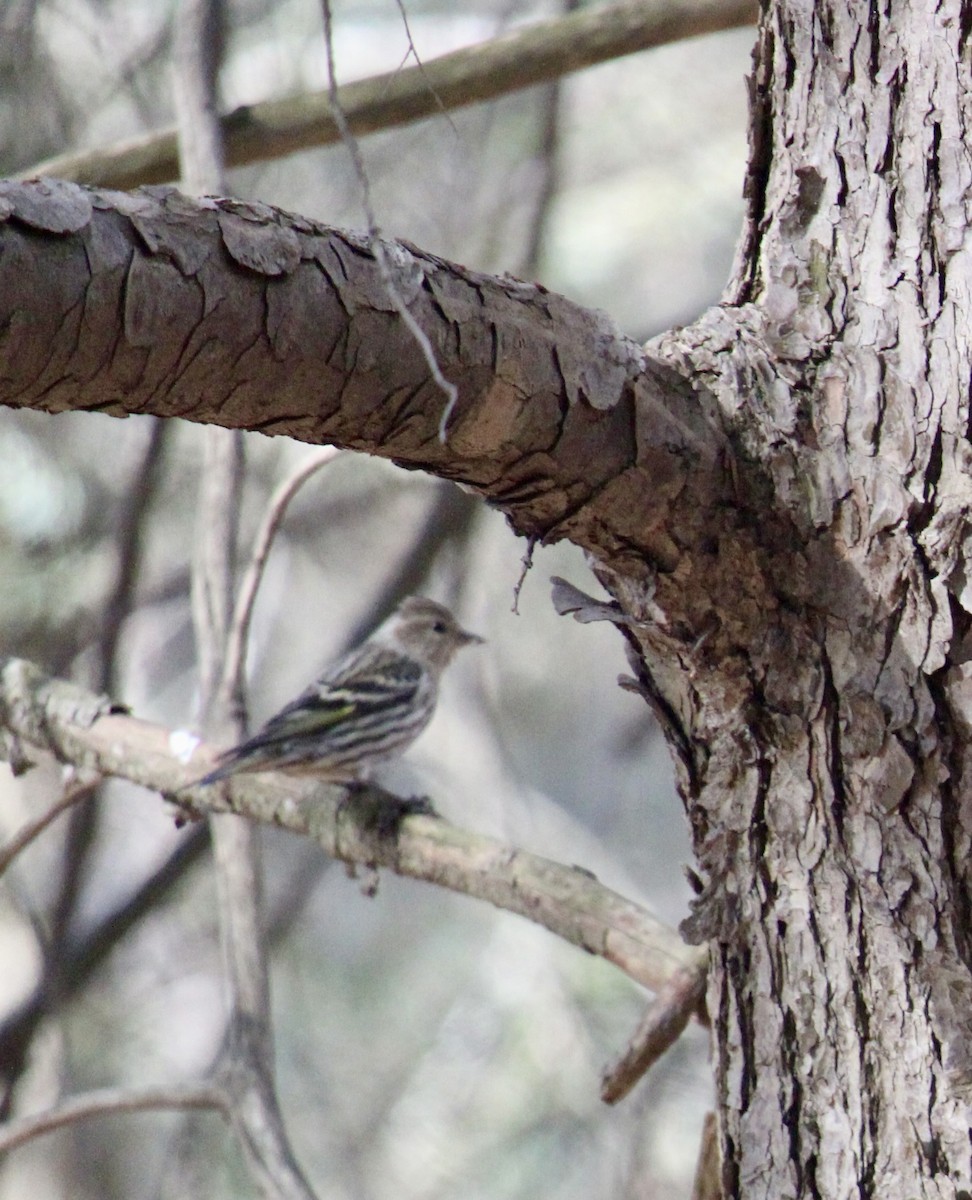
left=196, top=596, right=483, bottom=785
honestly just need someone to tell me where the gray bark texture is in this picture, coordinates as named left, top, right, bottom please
left=2, top=2, right=971, bottom=1196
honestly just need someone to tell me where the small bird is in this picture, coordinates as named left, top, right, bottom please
left=196, top=596, right=483, bottom=786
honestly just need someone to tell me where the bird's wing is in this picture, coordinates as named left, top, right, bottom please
left=270, top=644, right=424, bottom=729
left=202, top=646, right=424, bottom=778
left=316, top=642, right=425, bottom=706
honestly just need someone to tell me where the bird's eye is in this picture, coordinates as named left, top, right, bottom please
left=432, top=620, right=447, bottom=634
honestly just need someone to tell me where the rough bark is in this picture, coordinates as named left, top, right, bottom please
left=670, top=3, right=972, bottom=1196
left=2, top=2, right=971, bottom=1196
left=0, top=178, right=727, bottom=556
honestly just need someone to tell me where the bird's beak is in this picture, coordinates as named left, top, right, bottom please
left=461, top=629, right=485, bottom=646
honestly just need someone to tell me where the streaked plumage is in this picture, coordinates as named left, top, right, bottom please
left=197, top=596, right=482, bottom=785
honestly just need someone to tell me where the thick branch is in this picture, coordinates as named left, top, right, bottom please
left=0, top=179, right=729, bottom=559
left=0, top=658, right=701, bottom=995
left=23, top=0, right=755, bottom=190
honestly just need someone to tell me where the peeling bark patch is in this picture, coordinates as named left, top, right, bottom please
left=0, top=229, right=92, bottom=404
left=550, top=305, right=643, bottom=410
left=556, top=464, right=683, bottom=570
left=218, top=211, right=301, bottom=276
left=326, top=233, right=411, bottom=312
left=448, top=378, right=531, bottom=451
left=127, top=199, right=220, bottom=275
left=0, top=177, right=92, bottom=234
left=789, top=166, right=826, bottom=232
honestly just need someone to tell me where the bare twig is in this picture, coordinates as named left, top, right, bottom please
left=217, top=447, right=341, bottom=726
left=0, top=1082, right=228, bottom=1154
left=600, top=955, right=708, bottom=1104
left=23, top=0, right=756, bottom=191
left=511, top=538, right=536, bottom=614
left=0, top=772, right=100, bottom=878
left=388, top=0, right=457, bottom=136
left=319, top=0, right=459, bottom=442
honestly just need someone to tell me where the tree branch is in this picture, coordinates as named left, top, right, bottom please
left=0, top=658, right=702, bottom=996
left=0, top=773, right=100, bottom=878
left=22, top=0, right=755, bottom=191
left=217, top=447, right=341, bottom=724
left=0, top=179, right=730, bottom=560
left=600, top=957, right=708, bottom=1104
left=0, top=1082, right=228, bottom=1154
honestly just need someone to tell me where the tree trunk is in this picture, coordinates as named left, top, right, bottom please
left=0, top=2, right=970, bottom=1196
left=648, top=2, right=972, bottom=1194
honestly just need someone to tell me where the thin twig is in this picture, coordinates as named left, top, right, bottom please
left=0, top=773, right=100, bottom=878
left=511, top=537, right=536, bottom=614
left=217, top=447, right=341, bottom=726
left=319, top=0, right=459, bottom=442
left=387, top=0, right=458, bottom=136
left=0, top=1082, right=228, bottom=1154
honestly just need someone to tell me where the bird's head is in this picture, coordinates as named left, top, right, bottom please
left=380, top=596, right=483, bottom=674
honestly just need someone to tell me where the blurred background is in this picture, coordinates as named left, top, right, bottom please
left=0, top=1, right=752, bottom=1196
